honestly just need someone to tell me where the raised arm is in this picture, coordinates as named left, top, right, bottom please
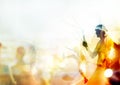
left=82, top=40, right=99, bottom=58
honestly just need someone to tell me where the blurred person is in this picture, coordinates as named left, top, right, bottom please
left=83, top=24, right=113, bottom=68
left=11, top=46, right=38, bottom=85
left=28, top=45, right=37, bottom=71
left=82, top=24, right=114, bottom=85
left=82, top=24, right=120, bottom=85
left=0, top=42, right=16, bottom=85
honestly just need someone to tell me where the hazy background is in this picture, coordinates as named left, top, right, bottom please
left=0, top=0, right=120, bottom=49
left=1, top=0, right=120, bottom=81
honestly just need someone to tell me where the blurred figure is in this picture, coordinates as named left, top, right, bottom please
left=83, top=24, right=113, bottom=68
left=28, top=45, right=47, bottom=85
left=28, top=45, right=37, bottom=71
left=11, top=46, right=38, bottom=85
left=0, top=42, right=15, bottom=85
left=82, top=24, right=114, bottom=85
left=0, top=42, right=12, bottom=85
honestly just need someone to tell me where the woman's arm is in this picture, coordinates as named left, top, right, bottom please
left=8, top=67, right=17, bottom=85
left=82, top=40, right=99, bottom=58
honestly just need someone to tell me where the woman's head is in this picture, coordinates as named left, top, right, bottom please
left=16, top=46, right=26, bottom=60
left=95, top=24, right=107, bottom=38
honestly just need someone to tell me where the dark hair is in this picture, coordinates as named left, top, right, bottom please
left=95, top=24, right=107, bottom=32
left=96, top=24, right=103, bottom=28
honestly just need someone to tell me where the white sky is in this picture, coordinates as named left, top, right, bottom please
left=0, top=0, right=120, bottom=49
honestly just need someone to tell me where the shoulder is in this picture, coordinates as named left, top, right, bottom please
left=105, top=36, right=114, bottom=45
left=105, top=36, right=113, bottom=41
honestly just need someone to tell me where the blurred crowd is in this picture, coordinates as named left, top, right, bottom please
left=0, top=41, right=89, bottom=85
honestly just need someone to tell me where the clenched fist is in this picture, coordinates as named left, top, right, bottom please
left=82, top=41, right=88, bottom=48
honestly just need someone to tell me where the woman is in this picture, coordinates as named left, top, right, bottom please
left=11, top=46, right=38, bottom=85
left=82, top=24, right=113, bottom=85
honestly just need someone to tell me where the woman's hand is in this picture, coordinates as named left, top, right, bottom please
left=82, top=41, right=88, bottom=48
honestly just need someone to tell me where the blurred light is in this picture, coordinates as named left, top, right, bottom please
left=59, top=62, right=66, bottom=68
left=42, top=55, right=54, bottom=68
left=108, top=47, right=115, bottom=60
left=104, top=69, right=113, bottom=78
left=80, top=62, right=86, bottom=73
left=108, top=27, right=120, bottom=44
left=31, top=67, right=38, bottom=75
